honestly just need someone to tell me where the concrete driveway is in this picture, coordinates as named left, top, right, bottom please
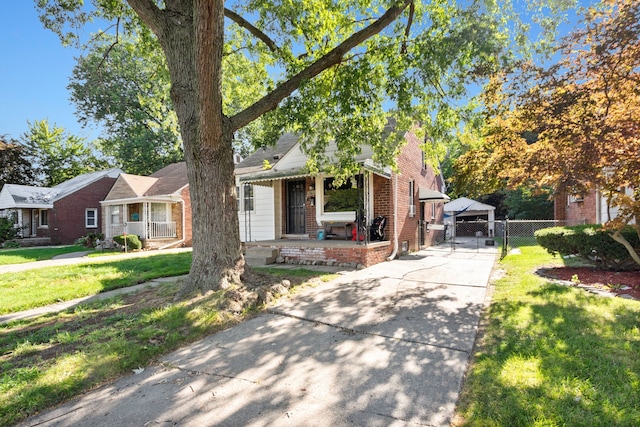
left=19, top=246, right=496, bottom=427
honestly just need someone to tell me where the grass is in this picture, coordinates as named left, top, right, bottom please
left=454, top=245, right=640, bottom=426
left=0, top=261, right=331, bottom=426
left=0, top=245, right=90, bottom=265
left=0, top=252, right=193, bottom=315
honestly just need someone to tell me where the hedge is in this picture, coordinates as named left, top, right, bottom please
left=113, top=234, right=142, bottom=250
left=535, top=225, right=640, bottom=271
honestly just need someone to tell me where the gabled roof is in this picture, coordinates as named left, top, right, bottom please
left=444, top=197, right=495, bottom=214
left=235, top=134, right=299, bottom=176
left=103, top=162, right=189, bottom=203
left=236, top=133, right=391, bottom=183
left=147, top=162, right=189, bottom=196
left=0, top=168, right=123, bottom=209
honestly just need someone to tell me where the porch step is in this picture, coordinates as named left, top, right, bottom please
left=245, top=247, right=279, bottom=266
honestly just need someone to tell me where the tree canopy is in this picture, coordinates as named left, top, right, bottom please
left=454, top=0, right=639, bottom=262
left=36, top=0, right=575, bottom=293
left=21, top=119, right=106, bottom=187
left=69, top=34, right=184, bottom=176
left=0, top=137, right=37, bottom=187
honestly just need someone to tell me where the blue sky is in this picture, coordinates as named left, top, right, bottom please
left=1, top=2, right=595, bottom=144
left=0, top=3, right=95, bottom=141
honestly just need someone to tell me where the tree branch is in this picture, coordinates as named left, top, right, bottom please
left=223, top=8, right=279, bottom=52
left=126, top=0, right=165, bottom=35
left=229, top=0, right=413, bottom=131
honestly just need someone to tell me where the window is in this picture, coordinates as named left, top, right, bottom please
left=151, top=203, right=168, bottom=222
left=109, top=205, right=121, bottom=225
left=38, top=209, right=49, bottom=228
left=409, top=180, right=415, bottom=205
left=432, top=202, right=436, bottom=219
left=86, top=208, right=98, bottom=228
left=323, top=175, right=363, bottom=213
left=236, top=186, right=240, bottom=211
left=243, top=184, right=254, bottom=211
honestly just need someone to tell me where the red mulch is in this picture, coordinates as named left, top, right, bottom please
left=538, top=266, right=640, bottom=300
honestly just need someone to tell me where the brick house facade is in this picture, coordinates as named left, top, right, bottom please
left=0, top=169, right=123, bottom=245
left=238, top=130, right=449, bottom=267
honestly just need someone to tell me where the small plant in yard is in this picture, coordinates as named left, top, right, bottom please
left=571, top=273, right=580, bottom=284
left=605, top=282, right=624, bottom=291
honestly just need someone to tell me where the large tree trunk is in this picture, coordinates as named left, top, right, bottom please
left=129, top=0, right=244, bottom=296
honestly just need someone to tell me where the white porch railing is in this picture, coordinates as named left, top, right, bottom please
left=149, top=221, right=177, bottom=239
left=108, top=221, right=176, bottom=240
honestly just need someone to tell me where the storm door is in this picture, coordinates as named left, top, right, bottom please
left=286, top=180, right=306, bottom=234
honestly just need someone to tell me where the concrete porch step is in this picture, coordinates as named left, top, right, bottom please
left=245, top=247, right=279, bottom=266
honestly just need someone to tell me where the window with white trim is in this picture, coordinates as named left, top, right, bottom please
left=243, top=184, right=254, bottom=211
left=38, top=209, right=49, bottom=228
left=86, top=208, right=98, bottom=228
left=322, top=174, right=363, bottom=213
left=109, top=205, right=121, bottom=225
left=150, top=203, right=168, bottom=222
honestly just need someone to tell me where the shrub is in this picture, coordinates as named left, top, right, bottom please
left=535, top=225, right=640, bottom=271
left=113, top=234, right=142, bottom=250
left=0, top=213, right=22, bottom=244
left=76, top=232, right=105, bottom=248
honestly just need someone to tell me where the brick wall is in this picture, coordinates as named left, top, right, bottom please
left=253, top=241, right=392, bottom=267
left=386, top=131, right=447, bottom=252
left=181, top=187, right=193, bottom=246
left=50, top=177, right=118, bottom=244
left=554, top=188, right=597, bottom=225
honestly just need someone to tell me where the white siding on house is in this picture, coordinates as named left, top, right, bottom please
left=238, top=184, right=275, bottom=241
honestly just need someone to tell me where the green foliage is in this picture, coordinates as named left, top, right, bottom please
left=113, top=234, right=142, bottom=251
left=20, top=119, right=106, bottom=187
left=76, top=232, right=104, bottom=248
left=0, top=137, right=37, bottom=186
left=535, top=225, right=640, bottom=271
left=69, top=35, right=184, bottom=176
left=0, top=212, right=21, bottom=245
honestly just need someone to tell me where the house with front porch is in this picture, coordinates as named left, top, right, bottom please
left=235, top=130, right=449, bottom=267
left=101, top=162, right=192, bottom=249
left=0, top=168, right=122, bottom=246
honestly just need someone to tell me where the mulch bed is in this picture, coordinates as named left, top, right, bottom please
left=537, top=266, right=640, bottom=300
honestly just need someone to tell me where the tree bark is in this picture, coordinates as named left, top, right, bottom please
left=128, top=0, right=243, bottom=296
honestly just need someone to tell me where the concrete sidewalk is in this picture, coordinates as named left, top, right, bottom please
left=18, top=247, right=497, bottom=427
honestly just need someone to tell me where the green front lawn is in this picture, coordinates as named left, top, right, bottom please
left=455, top=245, right=640, bottom=426
left=0, top=245, right=89, bottom=265
left=0, top=252, right=192, bottom=314
left=0, top=259, right=331, bottom=426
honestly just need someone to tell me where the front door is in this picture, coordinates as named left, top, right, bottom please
left=419, top=202, right=426, bottom=247
left=286, top=180, right=306, bottom=234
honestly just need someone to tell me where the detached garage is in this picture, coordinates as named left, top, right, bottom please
left=444, top=197, right=496, bottom=237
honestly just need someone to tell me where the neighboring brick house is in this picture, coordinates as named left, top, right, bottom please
left=555, top=187, right=635, bottom=226
left=101, top=162, right=192, bottom=249
left=236, top=130, right=449, bottom=267
left=0, top=169, right=123, bottom=245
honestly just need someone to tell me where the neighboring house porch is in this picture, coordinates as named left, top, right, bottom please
left=101, top=163, right=192, bottom=250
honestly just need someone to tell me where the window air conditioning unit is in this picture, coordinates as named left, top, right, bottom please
left=408, top=205, right=416, bottom=217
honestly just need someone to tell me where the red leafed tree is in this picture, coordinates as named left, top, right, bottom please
left=467, top=0, right=640, bottom=264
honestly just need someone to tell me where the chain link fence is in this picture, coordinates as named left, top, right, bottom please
left=498, top=219, right=567, bottom=258
left=444, top=219, right=565, bottom=256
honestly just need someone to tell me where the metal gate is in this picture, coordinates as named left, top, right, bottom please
left=439, top=219, right=564, bottom=256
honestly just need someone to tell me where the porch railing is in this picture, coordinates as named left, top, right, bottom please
left=108, top=221, right=177, bottom=240
left=149, top=221, right=177, bottom=239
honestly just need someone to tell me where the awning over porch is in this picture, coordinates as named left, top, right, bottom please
left=238, top=160, right=392, bottom=186
left=419, top=187, right=450, bottom=202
